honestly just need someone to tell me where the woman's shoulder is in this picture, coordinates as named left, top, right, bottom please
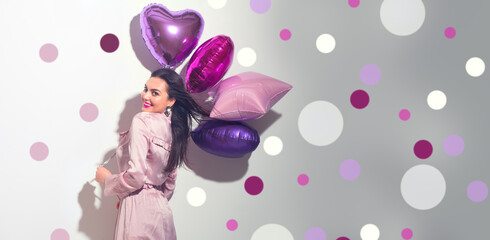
left=132, top=112, right=170, bottom=126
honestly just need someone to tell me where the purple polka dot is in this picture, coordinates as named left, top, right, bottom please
left=350, top=90, right=369, bottom=109
left=413, top=140, right=433, bottom=159
left=100, top=33, right=119, bottom=53
left=30, top=142, right=49, bottom=161
left=250, top=0, right=271, bottom=14
left=443, top=135, right=464, bottom=156
left=399, top=109, right=411, bottom=121
left=298, top=174, right=309, bottom=186
left=337, top=237, right=350, bottom=240
left=444, top=27, right=456, bottom=39
left=340, top=159, right=360, bottom=181
left=467, top=181, right=488, bottom=202
left=348, top=0, right=360, bottom=8
left=40, top=43, right=58, bottom=63
left=305, top=227, right=326, bottom=240
left=401, top=228, right=413, bottom=240
left=80, top=103, right=99, bottom=122
left=280, top=29, right=292, bottom=41
left=245, top=176, right=263, bottom=195
left=51, top=228, right=69, bottom=240
left=360, top=64, right=381, bottom=85
left=227, top=219, right=238, bottom=231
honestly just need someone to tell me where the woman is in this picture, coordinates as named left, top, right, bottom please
left=95, top=68, right=209, bottom=240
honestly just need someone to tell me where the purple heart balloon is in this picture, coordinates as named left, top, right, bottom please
left=186, top=35, right=234, bottom=93
left=140, top=3, right=204, bottom=68
left=191, top=120, right=260, bottom=158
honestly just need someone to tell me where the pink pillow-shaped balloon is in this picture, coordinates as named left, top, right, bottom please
left=210, top=72, right=292, bottom=121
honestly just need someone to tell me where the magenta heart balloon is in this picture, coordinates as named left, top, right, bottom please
left=140, top=3, right=204, bottom=68
left=185, top=35, right=234, bottom=93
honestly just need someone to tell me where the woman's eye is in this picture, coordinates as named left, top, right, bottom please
left=152, top=91, right=159, bottom=96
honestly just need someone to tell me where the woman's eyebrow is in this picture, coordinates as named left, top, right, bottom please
left=150, top=88, right=161, bottom=92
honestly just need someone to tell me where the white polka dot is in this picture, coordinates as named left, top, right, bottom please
left=187, top=187, right=206, bottom=207
left=263, top=136, right=283, bottom=156
left=427, top=90, right=447, bottom=110
left=401, top=164, right=446, bottom=210
left=250, top=223, right=294, bottom=240
left=316, top=34, right=336, bottom=53
left=360, top=224, right=380, bottom=240
left=380, top=0, right=425, bottom=36
left=298, top=101, right=343, bottom=146
left=237, top=47, right=257, bottom=67
left=466, top=57, right=485, bottom=77
left=208, top=0, right=227, bottom=9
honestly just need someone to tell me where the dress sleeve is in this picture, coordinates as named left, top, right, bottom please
left=104, top=114, right=149, bottom=198
left=163, top=168, right=178, bottom=200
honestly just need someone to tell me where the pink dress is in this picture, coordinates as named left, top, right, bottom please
left=104, top=112, right=177, bottom=240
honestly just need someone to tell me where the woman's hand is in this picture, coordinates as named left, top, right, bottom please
left=95, top=166, right=112, bottom=185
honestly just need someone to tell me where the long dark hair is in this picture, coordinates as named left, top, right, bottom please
left=151, top=68, right=209, bottom=172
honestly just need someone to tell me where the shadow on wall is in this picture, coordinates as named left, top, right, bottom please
left=78, top=95, right=140, bottom=239
left=130, top=14, right=162, bottom=72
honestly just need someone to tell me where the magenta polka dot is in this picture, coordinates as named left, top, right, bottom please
left=298, top=174, right=309, bottom=186
left=250, top=0, right=271, bottom=14
left=337, top=237, right=350, bottom=240
left=30, top=142, right=49, bottom=161
left=467, top=181, right=488, bottom=202
left=100, top=33, right=119, bottom=53
left=305, top=227, right=326, bottom=240
left=350, top=90, right=369, bottom=109
left=280, top=29, right=292, bottom=41
left=226, top=219, right=238, bottom=231
left=244, top=176, right=263, bottom=195
left=444, top=27, right=456, bottom=39
left=348, top=0, right=360, bottom=8
left=413, top=140, right=433, bottom=159
left=399, top=109, right=411, bottom=121
left=360, top=64, right=381, bottom=85
left=443, top=135, right=464, bottom=156
left=401, top=228, right=413, bottom=239
left=51, top=228, right=69, bottom=240
left=80, top=103, right=99, bottom=122
left=39, top=43, right=58, bottom=63
left=340, top=159, right=360, bottom=181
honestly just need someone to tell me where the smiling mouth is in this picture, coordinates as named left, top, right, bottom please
left=143, top=101, right=152, bottom=108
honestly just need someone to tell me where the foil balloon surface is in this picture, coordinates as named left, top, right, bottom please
left=140, top=3, right=204, bottom=68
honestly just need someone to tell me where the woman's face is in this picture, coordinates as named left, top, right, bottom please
left=141, top=77, right=175, bottom=113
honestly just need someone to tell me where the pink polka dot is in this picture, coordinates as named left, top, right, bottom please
left=80, top=103, right=99, bottom=122
left=348, top=0, right=360, bottom=8
left=100, top=33, right=119, bottom=53
left=280, top=29, right=291, bottom=41
left=401, top=228, right=413, bottom=240
left=51, top=228, right=69, bottom=240
left=467, top=181, right=488, bottom=202
left=339, top=159, right=360, bottom=181
left=337, top=237, right=350, bottom=240
left=30, top=142, right=49, bottom=161
left=350, top=90, right=369, bottom=109
left=298, top=174, right=309, bottom=186
left=244, top=176, right=263, bottom=195
left=444, top=27, right=456, bottom=39
left=227, top=219, right=238, bottom=231
left=39, top=43, right=58, bottom=63
left=413, top=140, right=433, bottom=159
left=399, top=109, right=411, bottom=121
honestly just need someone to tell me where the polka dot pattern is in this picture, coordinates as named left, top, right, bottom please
left=401, top=164, right=446, bottom=210
left=305, top=227, right=326, bottom=240
left=100, top=33, right=119, bottom=53
left=444, top=27, right=456, bottom=39
left=444, top=135, right=464, bottom=156
left=227, top=219, right=238, bottom=231
left=413, top=140, right=433, bottom=159
left=316, top=34, right=336, bottom=53
left=30, top=142, right=49, bottom=161
left=208, top=0, right=227, bottom=9
left=280, top=29, right=292, bottom=41
left=401, top=228, right=413, bottom=240
left=348, top=0, right=360, bottom=8
left=245, top=176, right=264, bottom=195
left=360, top=224, right=380, bottom=240
left=466, top=57, right=485, bottom=77
left=427, top=90, right=447, bottom=110
left=51, top=229, right=69, bottom=240
left=250, top=0, right=271, bottom=14
left=237, top=47, right=257, bottom=67
left=80, top=103, right=99, bottom=122
left=263, top=136, right=283, bottom=156
left=339, top=159, right=361, bottom=181
left=380, top=0, right=426, bottom=36
left=298, top=101, right=344, bottom=146
left=351, top=90, right=370, bottom=109
left=297, top=174, right=309, bottom=186
left=360, top=64, right=381, bottom=85
left=467, top=181, right=488, bottom=202
left=399, top=109, right=411, bottom=121
left=187, top=187, right=207, bottom=207
left=251, top=224, right=294, bottom=240
left=40, top=43, right=58, bottom=63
